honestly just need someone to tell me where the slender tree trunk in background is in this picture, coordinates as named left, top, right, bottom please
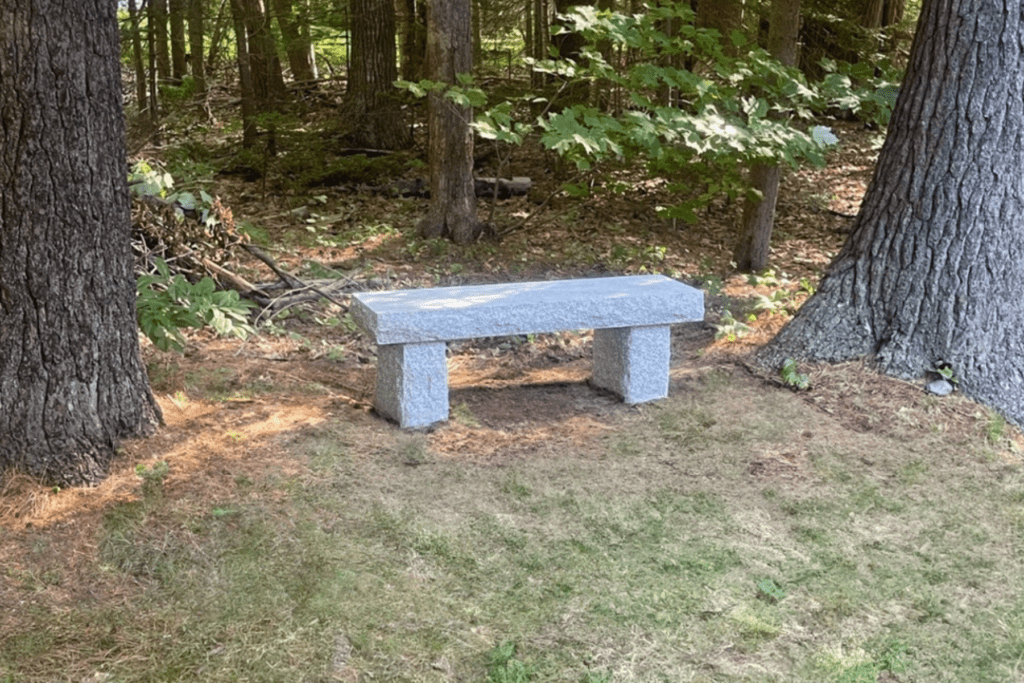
left=758, top=0, right=1024, bottom=427
left=150, top=0, right=172, bottom=83
left=188, top=0, right=207, bottom=95
left=347, top=0, right=413, bottom=149
left=207, top=0, right=230, bottom=74
left=472, top=0, right=482, bottom=66
left=884, top=0, right=904, bottom=25
left=417, top=0, right=480, bottom=244
left=229, top=0, right=259, bottom=147
left=591, top=0, right=614, bottom=109
left=531, top=0, right=544, bottom=87
left=733, top=0, right=800, bottom=273
left=863, top=0, right=884, bottom=28
left=398, top=0, right=427, bottom=81
left=524, top=0, right=532, bottom=65
left=273, top=0, right=318, bottom=82
left=0, top=0, right=161, bottom=486
left=550, top=0, right=590, bottom=60
left=696, top=0, right=743, bottom=54
left=240, top=0, right=287, bottom=101
left=170, top=0, right=188, bottom=83
left=148, top=4, right=162, bottom=136
left=128, top=0, right=149, bottom=113
left=236, top=0, right=287, bottom=153
left=549, top=0, right=596, bottom=105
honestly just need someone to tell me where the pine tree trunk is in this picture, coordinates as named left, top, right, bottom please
left=347, top=0, right=413, bottom=149
left=0, top=0, right=161, bottom=486
left=758, top=0, right=1024, bottom=426
left=733, top=0, right=800, bottom=273
left=417, top=0, right=480, bottom=244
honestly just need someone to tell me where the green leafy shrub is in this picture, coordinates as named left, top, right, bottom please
left=780, top=358, right=811, bottom=390
left=137, top=258, right=256, bottom=352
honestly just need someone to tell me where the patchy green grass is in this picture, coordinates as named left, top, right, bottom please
left=3, top=369, right=1024, bottom=682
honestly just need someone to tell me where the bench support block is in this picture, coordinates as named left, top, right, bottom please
left=375, top=342, right=448, bottom=428
left=592, top=325, right=671, bottom=403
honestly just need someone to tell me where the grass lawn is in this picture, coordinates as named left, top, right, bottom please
left=3, top=359, right=1023, bottom=683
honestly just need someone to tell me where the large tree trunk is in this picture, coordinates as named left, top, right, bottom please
left=733, top=0, right=800, bottom=273
left=0, top=0, right=161, bottom=486
left=417, top=0, right=480, bottom=244
left=346, top=0, right=413, bottom=149
left=758, top=0, right=1024, bottom=426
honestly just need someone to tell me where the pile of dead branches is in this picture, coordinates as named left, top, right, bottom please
left=131, top=191, right=365, bottom=323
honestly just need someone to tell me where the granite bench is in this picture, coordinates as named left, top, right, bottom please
left=350, top=275, right=704, bottom=428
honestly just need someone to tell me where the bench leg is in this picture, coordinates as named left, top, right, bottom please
left=374, top=342, right=449, bottom=428
left=592, top=325, right=671, bottom=403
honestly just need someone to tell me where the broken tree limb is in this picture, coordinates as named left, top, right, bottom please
left=200, top=257, right=270, bottom=299
left=242, top=244, right=306, bottom=289
left=240, top=245, right=352, bottom=322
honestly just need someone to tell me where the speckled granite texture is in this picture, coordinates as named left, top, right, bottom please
left=352, top=275, right=704, bottom=428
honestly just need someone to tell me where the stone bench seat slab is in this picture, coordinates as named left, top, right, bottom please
left=351, top=275, right=704, bottom=345
left=351, top=275, right=705, bottom=428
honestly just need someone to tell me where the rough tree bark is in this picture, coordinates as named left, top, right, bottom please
left=417, top=0, right=481, bottom=244
left=757, top=0, right=1024, bottom=426
left=733, top=0, right=800, bottom=273
left=0, top=0, right=162, bottom=486
left=346, top=0, right=413, bottom=149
